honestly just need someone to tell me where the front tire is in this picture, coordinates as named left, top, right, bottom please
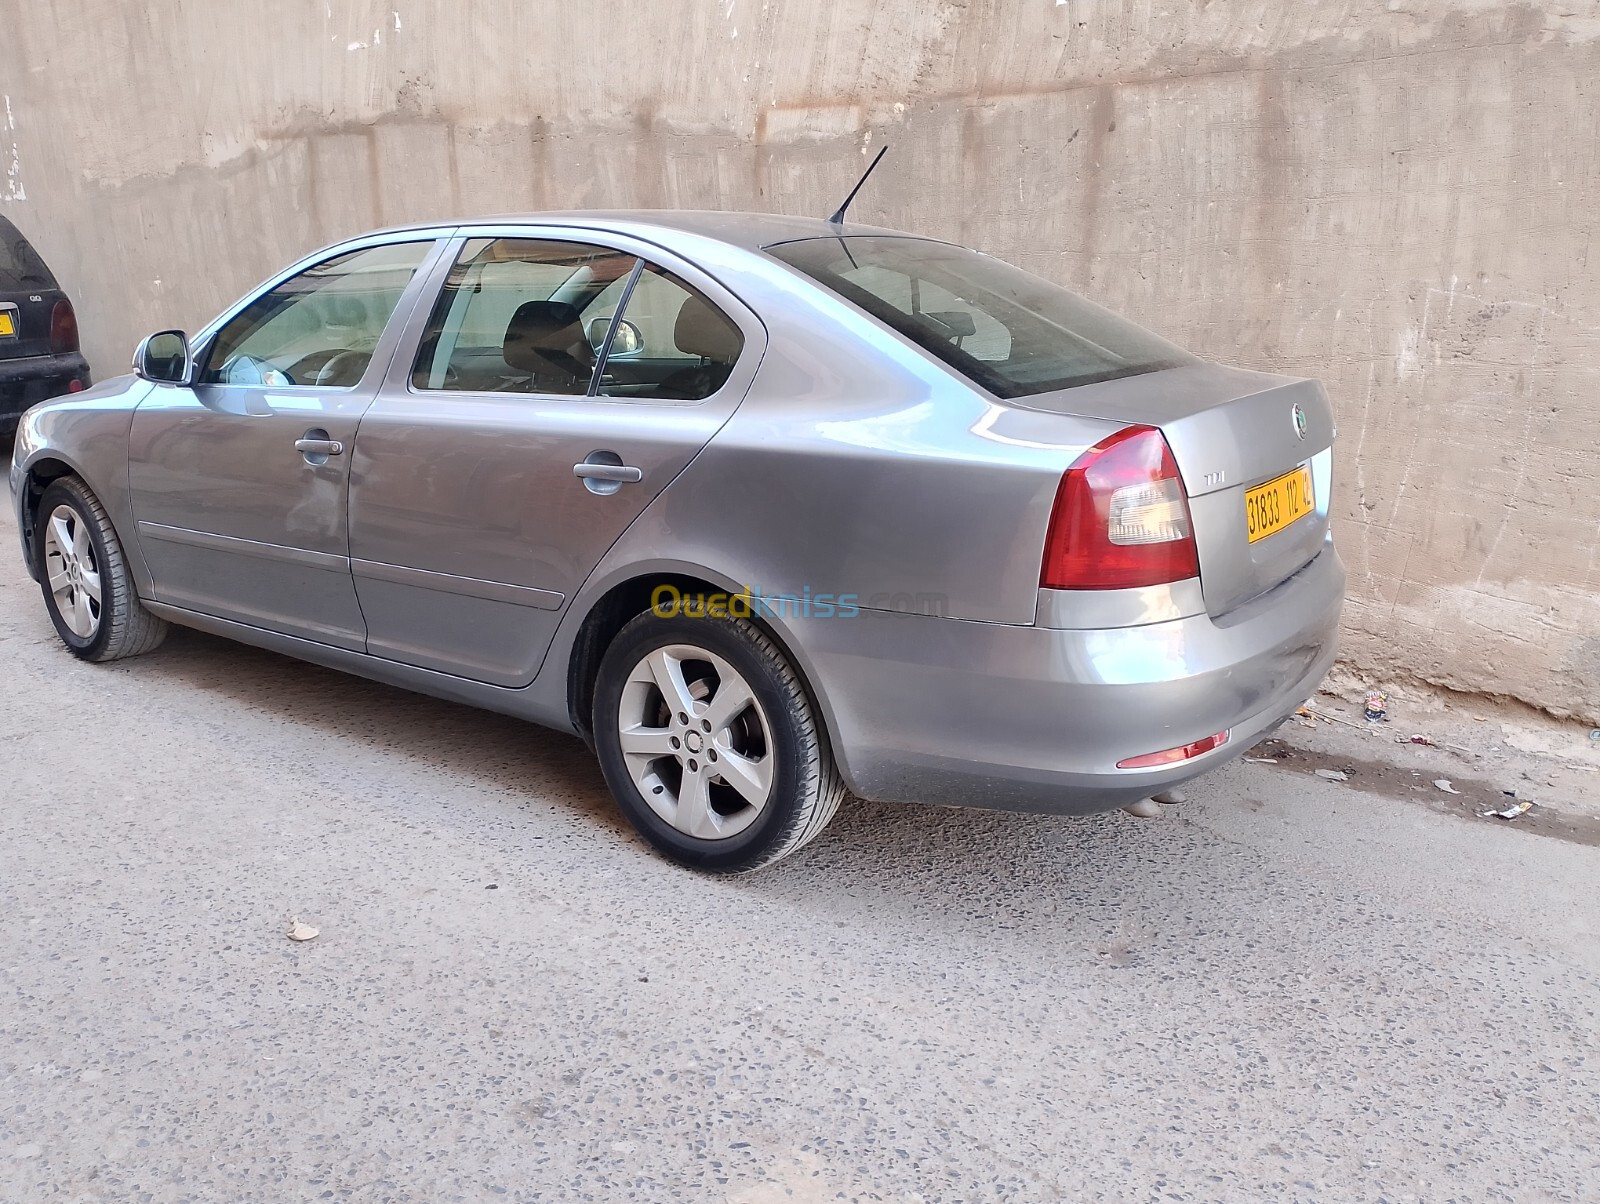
left=35, top=476, right=169, bottom=662
left=593, top=612, right=844, bottom=873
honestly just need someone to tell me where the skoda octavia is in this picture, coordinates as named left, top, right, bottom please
left=10, top=211, right=1344, bottom=871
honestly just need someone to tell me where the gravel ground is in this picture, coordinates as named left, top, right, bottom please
left=2, top=510, right=1597, bottom=1202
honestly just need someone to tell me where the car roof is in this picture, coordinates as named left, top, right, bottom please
left=361, top=210, right=929, bottom=252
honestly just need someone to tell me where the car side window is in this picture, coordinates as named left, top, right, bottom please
left=198, top=241, right=434, bottom=388
left=595, top=265, right=745, bottom=402
left=411, top=238, right=638, bottom=395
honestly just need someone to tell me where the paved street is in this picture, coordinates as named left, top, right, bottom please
left=2, top=511, right=1597, bottom=1203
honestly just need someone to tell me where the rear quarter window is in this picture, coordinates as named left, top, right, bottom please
left=0, top=217, right=57, bottom=290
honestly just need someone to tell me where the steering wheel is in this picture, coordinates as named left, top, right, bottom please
left=219, top=354, right=294, bottom=387
left=313, top=350, right=369, bottom=387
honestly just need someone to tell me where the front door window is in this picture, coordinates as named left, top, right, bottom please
left=199, top=242, right=434, bottom=388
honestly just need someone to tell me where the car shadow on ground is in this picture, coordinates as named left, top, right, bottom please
left=131, top=624, right=1172, bottom=913
left=747, top=791, right=1170, bottom=929
left=140, top=624, right=631, bottom=838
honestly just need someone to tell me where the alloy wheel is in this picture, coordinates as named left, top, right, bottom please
left=617, top=643, right=775, bottom=840
left=42, top=504, right=102, bottom=640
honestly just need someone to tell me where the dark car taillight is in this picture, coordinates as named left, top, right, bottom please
left=50, top=298, right=79, bottom=355
left=1040, top=425, right=1199, bottom=590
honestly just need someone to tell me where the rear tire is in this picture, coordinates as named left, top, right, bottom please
left=35, top=476, right=169, bottom=662
left=593, top=611, right=844, bottom=873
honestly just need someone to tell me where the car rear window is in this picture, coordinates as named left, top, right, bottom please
left=766, top=235, right=1193, bottom=398
left=0, top=217, right=57, bottom=290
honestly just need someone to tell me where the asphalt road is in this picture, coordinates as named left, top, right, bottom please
left=2, top=511, right=1597, bottom=1202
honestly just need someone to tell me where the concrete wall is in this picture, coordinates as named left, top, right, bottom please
left=4, top=0, right=1596, bottom=722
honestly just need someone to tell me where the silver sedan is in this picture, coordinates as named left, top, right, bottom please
left=9, top=211, right=1344, bottom=871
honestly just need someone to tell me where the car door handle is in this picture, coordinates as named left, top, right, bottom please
left=573, top=463, right=642, bottom=484
left=295, top=437, right=344, bottom=456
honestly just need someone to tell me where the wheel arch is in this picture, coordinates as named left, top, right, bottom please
left=17, top=455, right=84, bottom=579
left=565, top=571, right=847, bottom=782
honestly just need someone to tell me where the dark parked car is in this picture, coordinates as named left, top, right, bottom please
left=0, top=215, right=89, bottom=437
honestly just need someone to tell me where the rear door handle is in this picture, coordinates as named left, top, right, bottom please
left=574, top=453, right=643, bottom=496
left=295, top=438, right=344, bottom=456
left=572, top=463, right=643, bottom=483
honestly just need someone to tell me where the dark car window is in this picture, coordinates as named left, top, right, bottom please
left=412, top=238, right=638, bottom=396
left=198, top=241, right=433, bottom=388
left=0, top=216, right=58, bottom=290
left=767, top=236, right=1194, bottom=398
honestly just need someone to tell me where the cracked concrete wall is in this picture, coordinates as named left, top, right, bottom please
left=3, top=0, right=1597, bottom=721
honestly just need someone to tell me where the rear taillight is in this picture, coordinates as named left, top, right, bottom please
left=50, top=299, right=80, bottom=355
left=1040, top=425, right=1199, bottom=590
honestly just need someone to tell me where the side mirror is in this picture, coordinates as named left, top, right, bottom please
left=134, top=330, right=193, bottom=385
left=587, top=317, right=645, bottom=358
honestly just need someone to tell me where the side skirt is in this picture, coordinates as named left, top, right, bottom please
left=143, top=600, right=578, bottom=734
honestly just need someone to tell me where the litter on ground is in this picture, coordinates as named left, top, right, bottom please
left=1305, top=706, right=1367, bottom=730
left=1482, top=799, right=1535, bottom=820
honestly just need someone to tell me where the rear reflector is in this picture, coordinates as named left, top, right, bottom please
left=1041, top=425, right=1200, bottom=590
left=1116, top=730, right=1231, bottom=770
left=67, top=379, right=86, bottom=393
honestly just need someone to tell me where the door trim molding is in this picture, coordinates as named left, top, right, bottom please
left=136, top=521, right=349, bottom=573
left=351, top=558, right=565, bottom=610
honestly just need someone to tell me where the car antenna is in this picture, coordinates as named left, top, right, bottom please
left=828, top=145, right=889, bottom=226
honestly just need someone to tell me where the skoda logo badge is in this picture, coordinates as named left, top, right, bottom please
left=1292, top=402, right=1308, bottom=440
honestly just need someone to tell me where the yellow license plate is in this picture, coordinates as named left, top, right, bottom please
left=1245, top=464, right=1315, bottom=543
left=0, top=313, right=14, bottom=338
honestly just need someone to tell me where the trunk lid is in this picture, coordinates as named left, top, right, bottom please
left=1008, top=361, right=1335, bottom=617
left=0, top=286, right=67, bottom=360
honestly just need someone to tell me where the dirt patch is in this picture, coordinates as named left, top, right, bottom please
left=1245, top=736, right=1600, bottom=849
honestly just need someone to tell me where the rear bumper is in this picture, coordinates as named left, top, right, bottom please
left=0, top=354, right=90, bottom=429
left=803, top=541, right=1346, bottom=814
